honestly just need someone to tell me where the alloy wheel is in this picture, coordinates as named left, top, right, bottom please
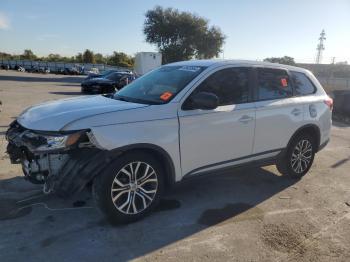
left=290, top=139, right=313, bottom=174
left=110, top=161, right=158, bottom=215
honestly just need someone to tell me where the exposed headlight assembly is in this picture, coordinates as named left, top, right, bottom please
left=30, top=131, right=87, bottom=152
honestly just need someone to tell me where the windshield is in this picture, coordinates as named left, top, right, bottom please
left=114, top=65, right=206, bottom=104
left=102, top=70, right=114, bottom=76
left=105, top=72, right=123, bottom=81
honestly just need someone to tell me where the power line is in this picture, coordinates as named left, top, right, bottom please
left=315, top=29, right=326, bottom=64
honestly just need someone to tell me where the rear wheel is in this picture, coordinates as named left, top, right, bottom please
left=276, top=133, right=316, bottom=178
left=93, top=152, right=164, bottom=224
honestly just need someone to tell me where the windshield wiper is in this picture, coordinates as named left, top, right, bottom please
left=114, top=94, right=164, bottom=105
left=115, top=96, right=130, bottom=102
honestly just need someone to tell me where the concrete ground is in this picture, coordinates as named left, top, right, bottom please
left=0, top=70, right=350, bottom=262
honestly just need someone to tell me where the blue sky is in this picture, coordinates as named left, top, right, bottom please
left=0, top=0, right=349, bottom=63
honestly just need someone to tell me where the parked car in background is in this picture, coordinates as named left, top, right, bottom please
left=27, top=65, right=38, bottom=73
left=64, top=67, right=80, bottom=75
left=6, top=60, right=332, bottom=224
left=86, top=67, right=100, bottom=77
left=39, top=67, right=50, bottom=74
left=85, top=69, right=133, bottom=80
left=81, top=71, right=135, bottom=93
left=14, top=65, right=26, bottom=72
left=85, top=69, right=116, bottom=80
left=17, top=66, right=25, bottom=72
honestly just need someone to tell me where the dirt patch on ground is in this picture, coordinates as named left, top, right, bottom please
left=261, top=223, right=314, bottom=255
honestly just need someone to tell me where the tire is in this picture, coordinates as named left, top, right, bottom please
left=276, top=133, right=316, bottom=179
left=92, top=152, right=164, bottom=224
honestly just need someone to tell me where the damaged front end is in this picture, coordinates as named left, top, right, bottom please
left=6, top=121, right=111, bottom=197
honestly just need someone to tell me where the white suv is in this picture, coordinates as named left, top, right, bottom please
left=6, top=60, right=332, bottom=223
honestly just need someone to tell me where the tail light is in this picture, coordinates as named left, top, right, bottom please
left=324, top=97, right=333, bottom=111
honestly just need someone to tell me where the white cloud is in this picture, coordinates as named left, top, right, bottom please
left=0, top=12, right=10, bottom=30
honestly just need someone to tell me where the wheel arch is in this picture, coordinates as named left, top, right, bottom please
left=287, top=124, right=321, bottom=152
left=109, top=143, right=176, bottom=188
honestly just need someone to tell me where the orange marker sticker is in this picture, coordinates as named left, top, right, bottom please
left=281, top=78, right=288, bottom=87
left=160, top=92, right=173, bottom=101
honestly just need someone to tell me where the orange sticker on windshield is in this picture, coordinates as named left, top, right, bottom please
left=281, top=78, right=288, bottom=87
left=160, top=92, right=173, bottom=101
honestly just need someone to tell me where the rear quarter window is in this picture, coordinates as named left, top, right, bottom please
left=291, top=71, right=316, bottom=96
left=257, top=68, right=292, bottom=101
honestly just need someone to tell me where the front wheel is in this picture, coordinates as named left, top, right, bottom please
left=92, top=152, right=164, bottom=224
left=276, top=133, right=316, bottom=178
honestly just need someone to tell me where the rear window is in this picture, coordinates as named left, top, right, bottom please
left=291, top=71, right=316, bottom=95
left=257, top=68, right=293, bottom=101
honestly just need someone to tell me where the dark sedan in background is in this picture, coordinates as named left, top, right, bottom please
left=81, top=71, right=135, bottom=94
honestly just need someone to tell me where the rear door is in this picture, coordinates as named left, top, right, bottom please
left=253, top=67, right=304, bottom=154
left=178, top=66, right=256, bottom=176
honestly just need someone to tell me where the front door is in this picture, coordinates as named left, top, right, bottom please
left=178, top=67, right=256, bottom=176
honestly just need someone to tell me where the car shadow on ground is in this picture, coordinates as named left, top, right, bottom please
left=0, top=75, right=83, bottom=83
left=0, top=165, right=298, bottom=261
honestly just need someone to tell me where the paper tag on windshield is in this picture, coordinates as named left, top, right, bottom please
left=160, top=92, right=173, bottom=101
left=178, top=66, right=201, bottom=72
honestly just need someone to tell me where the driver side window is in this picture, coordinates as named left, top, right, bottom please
left=190, top=67, right=250, bottom=106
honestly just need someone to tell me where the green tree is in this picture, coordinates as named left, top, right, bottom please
left=107, top=52, right=134, bottom=68
left=82, top=49, right=95, bottom=63
left=94, top=53, right=106, bottom=64
left=21, top=49, right=36, bottom=60
left=75, top=52, right=83, bottom=63
left=144, top=6, right=225, bottom=63
left=46, top=54, right=62, bottom=62
left=0, top=52, right=13, bottom=60
left=263, top=56, right=296, bottom=66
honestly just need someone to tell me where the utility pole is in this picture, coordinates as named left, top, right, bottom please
left=315, top=29, right=326, bottom=64
left=331, top=57, right=336, bottom=64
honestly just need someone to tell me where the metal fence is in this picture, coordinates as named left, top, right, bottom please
left=0, top=59, right=127, bottom=74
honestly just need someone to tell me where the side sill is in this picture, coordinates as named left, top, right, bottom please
left=182, top=156, right=277, bottom=181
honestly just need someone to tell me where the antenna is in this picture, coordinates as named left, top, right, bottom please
left=315, top=30, right=326, bottom=64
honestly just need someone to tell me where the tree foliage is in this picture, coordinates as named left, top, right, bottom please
left=21, top=49, right=37, bottom=60
left=0, top=49, right=134, bottom=68
left=94, top=53, right=106, bottom=64
left=144, top=6, right=225, bottom=63
left=82, top=49, right=95, bottom=63
left=107, top=52, right=134, bottom=68
left=263, top=56, right=296, bottom=66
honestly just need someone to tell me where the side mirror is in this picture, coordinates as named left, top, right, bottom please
left=185, top=92, right=219, bottom=110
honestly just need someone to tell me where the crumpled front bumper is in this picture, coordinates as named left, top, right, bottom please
left=5, top=121, right=111, bottom=197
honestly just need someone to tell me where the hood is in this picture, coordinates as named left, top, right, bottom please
left=92, top=77, right=112, bottom=82
left=83, top=77, right=113, bottom=84
left=17, top=95, right=148, bottom=131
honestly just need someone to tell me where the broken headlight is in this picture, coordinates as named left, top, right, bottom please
left=33, top=131, right=86, bottom=152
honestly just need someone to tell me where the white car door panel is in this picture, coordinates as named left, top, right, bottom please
left=253, top=98, right=303, bottom=154
left=179, top=103, right=255, bottom=176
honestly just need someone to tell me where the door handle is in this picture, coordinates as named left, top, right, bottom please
left=291, top=108, right=302, bottom=116
left=239, top=115, right=254, bottom=123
